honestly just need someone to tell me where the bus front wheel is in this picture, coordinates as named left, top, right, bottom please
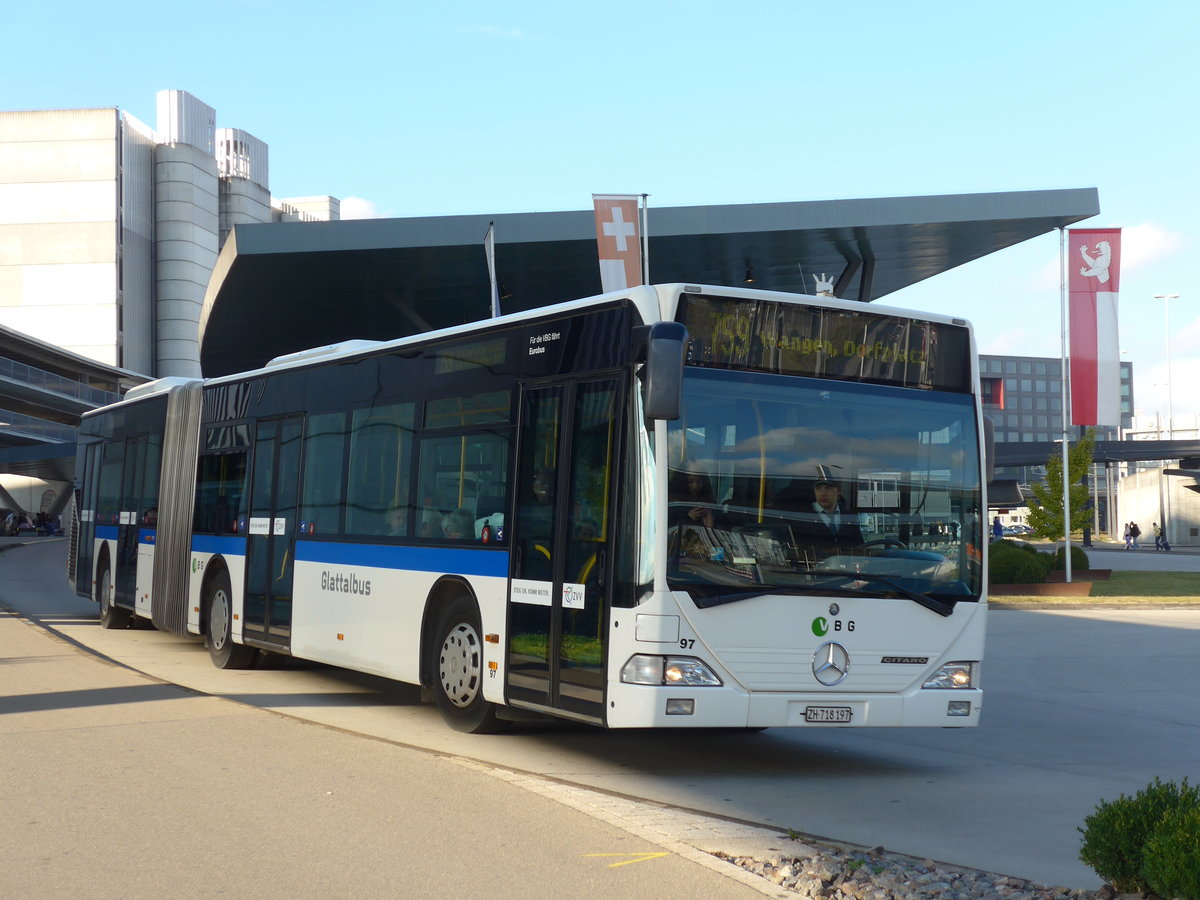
left=97, top=561, right=131, bottom=629
left=431, top=595, right=507, bottom=734
left=205, top=571, right=256, bottom=670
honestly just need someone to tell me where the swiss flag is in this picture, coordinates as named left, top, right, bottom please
left=592, top=194, right=644, bottom=292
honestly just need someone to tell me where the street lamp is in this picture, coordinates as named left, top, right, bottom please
left=1155, top=294, right=1181, bottom=550
left=1154, top=294, right=1181, bottom=438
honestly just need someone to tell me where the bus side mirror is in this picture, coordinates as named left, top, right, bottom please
left=640, top=322, right=688, bottom=420
left=983, top=414, right=995, bottom=484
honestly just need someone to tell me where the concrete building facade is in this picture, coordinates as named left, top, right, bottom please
left=0, top=90, right=336, bottom=515
left=0, top=89, right=337, bottom=381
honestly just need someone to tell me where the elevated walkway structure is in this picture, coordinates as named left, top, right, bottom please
left=994, top=440, right=1200, bottom=469
left=0, top=323, right=148, bottom=490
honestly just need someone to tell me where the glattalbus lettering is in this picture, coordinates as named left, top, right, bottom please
left=320, top=570, right=372, bottom=596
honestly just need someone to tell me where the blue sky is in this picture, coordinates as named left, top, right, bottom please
left=5, top=1, right=1196, bottom=417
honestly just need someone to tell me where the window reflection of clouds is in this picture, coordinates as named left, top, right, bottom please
left=676, top=374, right=979, bottom=491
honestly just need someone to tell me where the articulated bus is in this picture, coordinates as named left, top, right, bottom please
left=70, top=283, right=987, bottom=732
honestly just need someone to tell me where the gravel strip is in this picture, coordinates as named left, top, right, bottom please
left=724, top=844, right=1119, bottom=900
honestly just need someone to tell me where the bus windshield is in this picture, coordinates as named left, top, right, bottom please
left=665, top=367, right=983, bottom=606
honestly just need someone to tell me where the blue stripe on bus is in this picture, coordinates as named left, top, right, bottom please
left=191, top=534, right=248, bottom=556
left=94, top=525, right=155, bottom=544
left=187, top=534, right=509, bottom=578
left=295, top=540, right=510, bottom=577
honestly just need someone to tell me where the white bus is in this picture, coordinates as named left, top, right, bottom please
left=70, top=283, right=987, bottom=732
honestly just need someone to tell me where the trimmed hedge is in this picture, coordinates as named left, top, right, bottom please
left=1053, top=545, right=1091, bottom=571
left=988, top=540, right=1091, bottom=584
left=1078, top=777, right=1200, bottom=896
left=988, top=539, right=1050, bottom=584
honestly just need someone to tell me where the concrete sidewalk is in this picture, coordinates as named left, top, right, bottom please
left=0, top=609, right=777, bottom=899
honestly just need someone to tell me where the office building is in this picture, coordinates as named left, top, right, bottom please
left=0, top=89, right=336, bottom=379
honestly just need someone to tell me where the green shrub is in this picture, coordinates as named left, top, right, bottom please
left=1078, top=777, right=1200, bottom=893
left=1143, top=804, right=1200, bottom=900
left=1007, top=539, right=1040, bottom=555
left=1003, top=540, right=1056, bottom=575
left=1053, top=545, right=1090, bottom=571
left=988, top=541, right=1048, bottom=584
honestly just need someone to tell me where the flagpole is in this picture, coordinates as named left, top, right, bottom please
left=640, top=194, right=650, bottom=285
left=1059, top=227, right=1072, bottom=583
left=484, top=222, right=500, bottom=318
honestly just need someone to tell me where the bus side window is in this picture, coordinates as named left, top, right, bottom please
left=194, top=451, right=248, bottom=535
left=415, top=432, right=510, bottom=542
left=299, top=412, right=347, bottom=537
left=345, top=403, right=413, bottom=539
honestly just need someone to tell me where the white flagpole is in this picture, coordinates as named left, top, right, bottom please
left=484, top=222, right=500, bottom=318
left=640, top=194, right=650, bottom=285
left=1059, top=227, right=1072, bottom=582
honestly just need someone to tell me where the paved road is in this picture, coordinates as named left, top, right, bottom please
left=3, top=537, right=1199, bottom=890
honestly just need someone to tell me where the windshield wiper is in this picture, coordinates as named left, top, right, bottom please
left=804, top=569, right=955, bottom=617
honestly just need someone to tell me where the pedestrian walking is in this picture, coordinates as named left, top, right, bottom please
left=992, top=516, right=1003, bottom=542
left=1123, top=522, right=1132, bottom=550
left=1153, top=522, right=1163, bottom=551
left=1130, top=521, right=1141, bottom=550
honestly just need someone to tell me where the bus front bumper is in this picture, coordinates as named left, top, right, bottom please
left=603, top=682, right=982, bottom=728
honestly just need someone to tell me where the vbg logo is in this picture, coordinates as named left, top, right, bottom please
left=811, top=617, right=829, bottom=637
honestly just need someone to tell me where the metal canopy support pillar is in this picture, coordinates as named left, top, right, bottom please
left=833, top=259, right=861, bottom=300
left=856, top=257, right=876, bottom=302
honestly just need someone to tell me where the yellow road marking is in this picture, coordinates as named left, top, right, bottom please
left=585, top=852, right=670, bottom=868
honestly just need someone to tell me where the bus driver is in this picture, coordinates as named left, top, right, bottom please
left=778, top=468, right=863, bottom=560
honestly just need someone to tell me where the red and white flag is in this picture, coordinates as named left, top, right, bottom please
left=1068, top=228, right=1121, bottom=426
left=592, top=194, right=644, bottom=292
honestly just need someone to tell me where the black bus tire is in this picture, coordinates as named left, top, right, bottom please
left=205, top=570, right=256, bottom=670
left=430, top=594, right=507, bottom=734
left=97, top=559, right=131, bottom=629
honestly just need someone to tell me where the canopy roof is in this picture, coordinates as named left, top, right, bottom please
left=199, top=188, right=1099, bottom=377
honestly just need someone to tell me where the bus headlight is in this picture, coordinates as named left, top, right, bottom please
left=922, top=661, right=975, bottom=689
left=621, top=654, right=722, bottom=686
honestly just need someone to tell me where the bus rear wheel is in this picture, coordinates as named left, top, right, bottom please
left=431, top=595, right=507, bottom=734
left=97, top=561, right=131, bottom=629
left=205, top=571, right=256, bottom=670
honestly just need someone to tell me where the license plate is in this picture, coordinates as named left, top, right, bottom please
left=805, top=706, right=852, bottom=723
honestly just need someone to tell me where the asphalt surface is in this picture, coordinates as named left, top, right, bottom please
left=3, top=536, right=1199, bottom=893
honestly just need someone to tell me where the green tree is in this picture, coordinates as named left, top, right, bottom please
left=1026, top=429, right=1095, bottom=540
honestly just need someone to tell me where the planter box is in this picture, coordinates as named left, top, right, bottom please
left=1047, top=569, right=1111, bottom=582
left=990, top=581, right=1093, bottom=596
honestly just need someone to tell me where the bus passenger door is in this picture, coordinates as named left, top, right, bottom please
left=508, top=379, right=619, bottom=723
left=74, top=442, right=102, bottom=596
left=114, top=434, right=147, bottom=607
left=243, top=416, right=303, bottom=650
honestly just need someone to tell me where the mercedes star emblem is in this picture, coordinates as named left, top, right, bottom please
left=812, top=641, right=850, bottom=686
